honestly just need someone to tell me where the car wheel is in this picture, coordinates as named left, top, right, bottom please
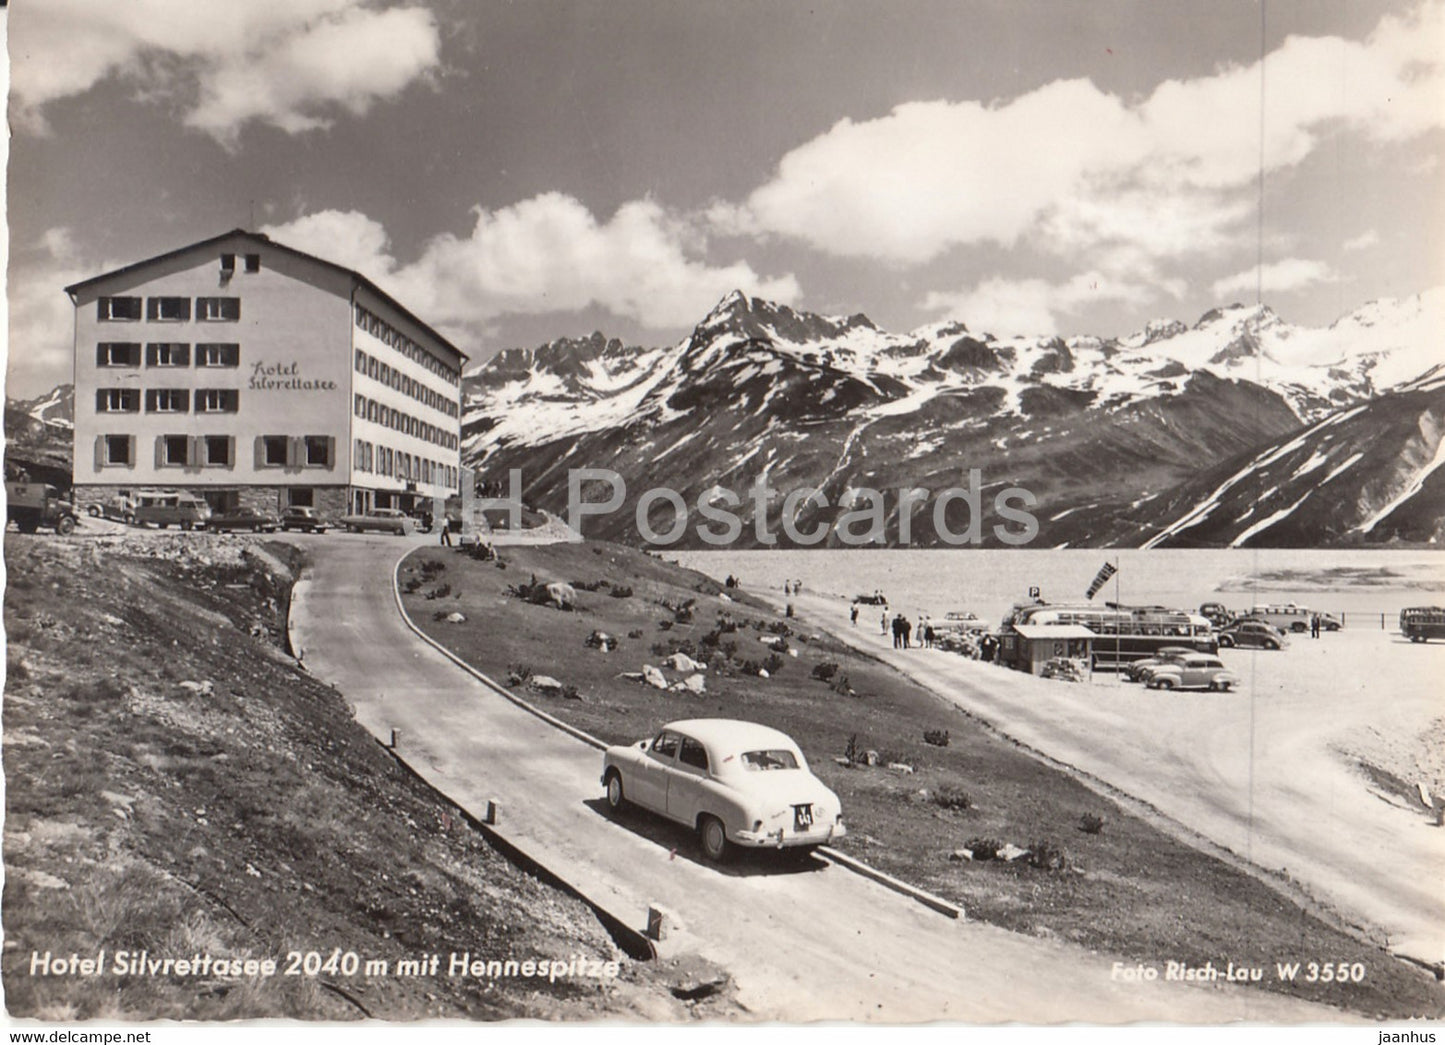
left=698, top=815, right=732, bottom=863
left=603, top=771, right=626, bottom=813
left=123, top=514, right=135, bottom=526
left=1264, top=640, right=1278, bottom=650
left=1291, top=622, right=1307, bottom=633
left=1155, top=678, right=1174, bottom=691
left=1218, top=635, right=1234, bottom=648
left=181, top=521, right=192, bottom=531
left=55, top=516, right=77, bottom=536
left=1217, top=680, right=1232, bottom=691
left=87, top=505, right=101, bottom=517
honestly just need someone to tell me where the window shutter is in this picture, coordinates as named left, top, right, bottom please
left=96, top=300, right=106, bottom=321
left=325, top=436, right=336, bottom=469
left=95, top=390, right=106, bottom=412
left=94, top=435, right=105, bottom=471
left=178, top=389, right=190, bottom=412
left=287, top=437, right=301, bottom=468
left=154, top=436, right=165, bottom=468
left=188, top=436, right=200, bottom=467
left=127, top=436, right=137, bottom=469
left=225, top=437, right=236, bottom=469
left=254, top=436, right=266, bottom=470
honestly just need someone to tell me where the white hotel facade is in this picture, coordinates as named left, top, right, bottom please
left=67, top=229, right=466, bottom=519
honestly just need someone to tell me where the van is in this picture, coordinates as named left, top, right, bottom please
left=1400, top=607, right=1445, bottom=643
left=1244, top=602, right=1341, bottom=633
left=134, top=490, right=213, bottom=530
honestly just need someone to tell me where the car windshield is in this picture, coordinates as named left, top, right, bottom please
left=740, top=748, right=800, bottom=771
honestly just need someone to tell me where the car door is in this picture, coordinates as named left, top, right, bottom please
left=666, top=734, right=712, bottom=825
left=631, top=731, right=679, bottom=814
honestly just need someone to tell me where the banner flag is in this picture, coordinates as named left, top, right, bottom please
left=1085, top=561, right=1117, bottom=600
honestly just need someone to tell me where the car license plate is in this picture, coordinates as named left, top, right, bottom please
left=793, top=804, right=814, bottom=830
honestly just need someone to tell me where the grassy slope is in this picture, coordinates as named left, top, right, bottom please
left=2, top=535, right=732, bottom=1021
left=404, top=540, right=1445, bottom=1019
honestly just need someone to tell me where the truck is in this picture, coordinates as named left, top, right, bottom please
left=6, top=481, right=79, bottom=535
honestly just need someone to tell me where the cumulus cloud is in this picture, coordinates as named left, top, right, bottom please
left=9, top=0, right=439, bottom=145
left=725, top=0, right=1445, bottom=336
left=263, top=197, right=801, bottom=336
left=1343, top=229, right=1381, bottom=252
left=1211, top=258, right=1339, bottom=300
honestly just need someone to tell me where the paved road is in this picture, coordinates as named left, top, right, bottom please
left=290, top=534, right=1343, bottom=1022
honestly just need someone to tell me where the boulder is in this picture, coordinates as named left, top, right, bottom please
left=545, top=581, right=577, bottom=610
left=886, top=762, right=915, bottom=774
left=682, top=673, right=706, bottom=694
left=667, top=652, right=702, bottom=672
left=444, top=612, right=467, bottom=624
left=586, top=630, right=618, bottom=651
left=529, top=675, right=565, bottom=695
left=642, top=664, right=669, bottom=690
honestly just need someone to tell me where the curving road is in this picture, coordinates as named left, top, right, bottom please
left=289, top=534, right=1343, bottom=1022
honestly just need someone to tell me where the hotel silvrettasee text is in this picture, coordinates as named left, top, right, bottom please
left=66, top=229, right=467, bottom=520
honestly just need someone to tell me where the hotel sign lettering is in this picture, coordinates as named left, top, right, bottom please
left=248, top=361, right=338, bottom=391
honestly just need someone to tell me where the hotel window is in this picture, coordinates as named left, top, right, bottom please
left=355, top=349, right=366, bottom=372
left=196, top=389, right=239, bottom=413
left=244, top=254, right=261, bottom=273
left=196, top=297, right=240, bottom=321
left=367, top=401, right=380, bottom=423
left=355, top=439, right=366, bottom=472
left=97, top=342, right=142, bottom=367
left=146, top=343, right=190, bottom=367
left=160, top=435, right=191, bottom=467
left=220, top=253, right=236, bottom=275
left=97, top=297, right=142, bottom=321
left=146, top=389, right=190, bottom=413
left=260, top=435, right=289, bottom=467
left=304, top=435, right=334, bottom=467
left=147, top=296, right=191, bottom=322
left=99, top=434, right=135, bottom=467
left=96, top=388, right=139, bottom=413
left=196, top=343, right=239, bottom=367
left=354, top=394, right=365, bottom=417
left=203, top=435, right=234, bottom=467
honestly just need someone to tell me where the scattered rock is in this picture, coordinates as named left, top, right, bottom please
left=1000, top=843, right=1030, bottom=862
left=444, top=612, right=467, bottom=624
left=682, top=673, right=706, bottom=695
left=586, top=630, right=619, bottom=651
left=178, top=680, right=214, bottom=696
left=529, top=675, right=565, bottom=695
left=666, top=653, right=703, bottom=672
left=864, top=750, right=880, bottom=767
left=887, top=762, right=915, bottom=774
left=642, top=665, right=669, bottom=690
left=949, top=849, right=973, bottom=862
left=545, top=582, right=577, bottom=611
left=757, top=668, right=770, bottom=679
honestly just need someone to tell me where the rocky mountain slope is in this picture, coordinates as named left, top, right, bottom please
left=461, top=288, right=1443, bottom=547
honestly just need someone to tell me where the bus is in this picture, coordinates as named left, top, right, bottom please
left=1400, top=607, right=1445, bottom=643
left=1243, top=602, right=1341, bottom=633
left=998, top=601, right=1216, bottom=671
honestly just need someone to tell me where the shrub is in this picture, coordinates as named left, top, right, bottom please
left=844, top=734, right=859, bottom=764
left=420, top=560, right=446, bottom=578
left=831, top=672, right=855, bottom=697
left=767, top=620, right=792, bottom=636
left=763, top=652, right=785, bottom=675
left=768, top=637, right=789, bottom=653
left=627, top=629, right=644, bottom=639
left=425, top=583, right=452, bottom=600
left=1027, top=839, right=1068, bottom=871
left=964, top=837, right=1004, bottom=861
left=930, top=786, right=972, bottom=812
left=923, top=729, right=951, bottom=747
left=609, top=585, right=633, bottom=599
left=571, top=578, right=608, bottom=592
left=1079, top=813, right=1106, bottom=835
left=812, top=661, right=840, bottom=682
left=657, top=620, right=674, bottom=631
left=506, top=663, right=533, bottom=687
left=401, top=577, right=423, bottom=594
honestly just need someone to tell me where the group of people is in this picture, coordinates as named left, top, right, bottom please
left=886, top=613, right=937, bottom=649
left=782, top=579, right=805, bottom=596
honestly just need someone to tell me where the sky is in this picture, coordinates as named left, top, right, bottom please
left=4, top=0, right=1443, bottom=397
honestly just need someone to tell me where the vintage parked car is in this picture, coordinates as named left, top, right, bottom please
left=1244, top=603, right=1341, bottom=633
left=1146, top=654, right=1240, bottom=692
left=208, top=507, right=281, bottom=533
left=86, top=494, right=137, bottom=524
left=1123, top=646, right=1197, bottom=683
left=601, top=718, right=846, bottom=862
left=339, top=508, right=414, bottom=535
left=1216, top=619, right=1287, bottom=650
left=280, top=506, right=330, bottom=533
left=1198, top=602, right=1234, bottom=628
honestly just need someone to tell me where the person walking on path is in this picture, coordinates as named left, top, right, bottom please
left=850, top=605, right=859, bottom=627
left=881, top=611, right=889, bottom=636
left=1310, top=614, right=1321, bottom=638
left=438, top=519, right=452, bottom=546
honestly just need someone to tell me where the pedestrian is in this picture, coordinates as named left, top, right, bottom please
left=438, top=519, right=452, bottom=546
left=924, top=623, right=935, bottom=649
left=850, top=605, right=859, bottom=627
left=881, top=611, right=889, bottom=636
left=784, top=580, right=793, bottom=596
left=1310, top=614, right=1320, bottom=638
left=902, top=616, right=913, bottom=649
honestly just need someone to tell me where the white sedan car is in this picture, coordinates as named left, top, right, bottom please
left=601, top=718, right=846, bottom=862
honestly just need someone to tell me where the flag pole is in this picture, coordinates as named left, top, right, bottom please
left=1114, top=555, right=1121, bottom=680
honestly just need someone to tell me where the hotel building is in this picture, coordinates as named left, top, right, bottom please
left=66, top=229, right=466, bottom=519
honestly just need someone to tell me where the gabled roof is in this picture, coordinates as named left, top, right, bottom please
left=64, top=228, right=466, bottom=364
